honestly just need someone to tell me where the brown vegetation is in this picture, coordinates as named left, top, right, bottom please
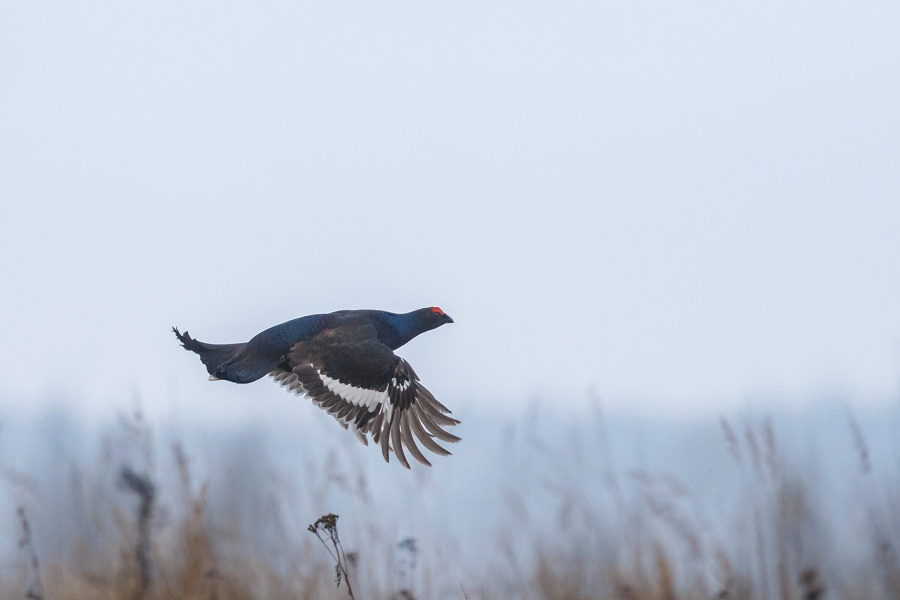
left=3, top=406, right=898, bottom=599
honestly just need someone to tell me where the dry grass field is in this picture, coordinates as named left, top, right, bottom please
left=1, top=402, right=898, bottom=600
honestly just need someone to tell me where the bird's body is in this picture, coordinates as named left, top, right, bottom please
left=173, top=307, right=458, bottom=468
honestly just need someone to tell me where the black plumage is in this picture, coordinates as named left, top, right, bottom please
left=173, top=307, right=458, bottom=468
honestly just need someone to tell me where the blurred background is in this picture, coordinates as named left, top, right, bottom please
left=1, top=1, right=899, bottom=598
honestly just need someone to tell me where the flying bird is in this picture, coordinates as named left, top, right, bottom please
left=173, top=307, right=459, bottom=468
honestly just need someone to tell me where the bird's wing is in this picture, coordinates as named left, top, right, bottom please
left=272, top=330, right=460, bottom=468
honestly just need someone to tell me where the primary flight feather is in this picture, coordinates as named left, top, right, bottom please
left=173, top=307, right=459, bottom=468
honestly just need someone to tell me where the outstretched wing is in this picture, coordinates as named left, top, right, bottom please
left=271, top=330, right=460, bottom=468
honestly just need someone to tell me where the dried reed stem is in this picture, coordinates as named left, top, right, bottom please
left=120, top=466, right=156, bottom=598
left=309, top=513, right=356, bottom=599
left=16, top=506, right=45, bottom=600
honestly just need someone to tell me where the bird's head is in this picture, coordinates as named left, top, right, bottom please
left=381, top=307, right=454, bottom=349
left=414, top=306, right=454, bottom=331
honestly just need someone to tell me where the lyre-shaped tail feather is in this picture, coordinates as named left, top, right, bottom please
left=173, top=327, right=263, bottom=383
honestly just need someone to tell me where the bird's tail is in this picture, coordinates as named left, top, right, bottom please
left=173, top=327, right=254, bottom=382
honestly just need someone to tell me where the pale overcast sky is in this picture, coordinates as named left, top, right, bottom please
left=2, top=1, right=899, bottom=419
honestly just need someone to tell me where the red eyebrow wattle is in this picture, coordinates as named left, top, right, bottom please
left=431, top=307, right=445, bottom=315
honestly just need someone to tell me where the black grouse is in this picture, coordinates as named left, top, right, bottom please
left=173, top=307, right=459, bottom=468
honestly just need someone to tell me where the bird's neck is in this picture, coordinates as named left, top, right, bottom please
left=381, top=311, right=427, bottom=350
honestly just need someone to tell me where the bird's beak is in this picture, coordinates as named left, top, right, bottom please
left=444, top=314, right=454, bottom=324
